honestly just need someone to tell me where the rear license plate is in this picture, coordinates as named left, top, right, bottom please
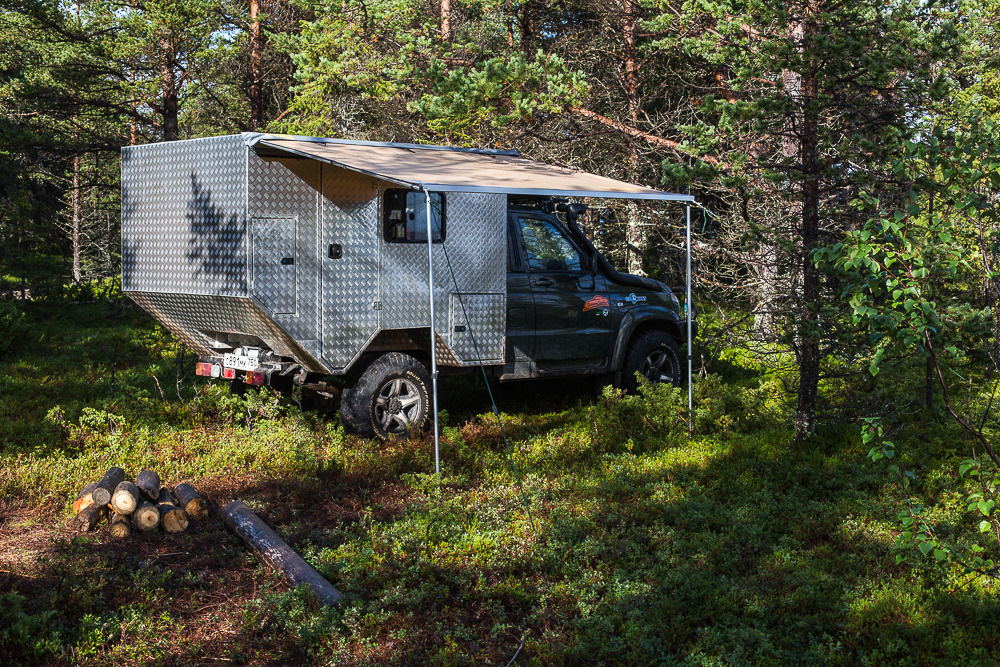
left=224, top=353, right=259, bottom=371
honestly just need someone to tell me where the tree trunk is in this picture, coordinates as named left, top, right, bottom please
left=792, top=5, right=821, bottom=439
left=221, top=501, right=343, bottom=605
left=72, top=503, right=107, bottom=532
left=160, top=36, right=179, bottom=141
left=72, top=154, right=81, bottom=283
left=925, top=352, right=934, bottom=410
left=440, top=0, right=451, bottom=41
left=518, top=0, right=539, bottom=56
left=620, top=1, right=645, bottom=276
left=249, top=0, right=264, bottom=131
left=130, top=70, right=138, bottom=145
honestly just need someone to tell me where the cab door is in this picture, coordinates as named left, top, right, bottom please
left=512, top=214, right=613, bottom=370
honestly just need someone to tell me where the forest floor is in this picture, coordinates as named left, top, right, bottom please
left=4, top=299, right=1000, bottom=665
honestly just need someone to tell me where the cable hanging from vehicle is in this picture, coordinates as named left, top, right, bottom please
left=432, top=213, right=537, bottom=534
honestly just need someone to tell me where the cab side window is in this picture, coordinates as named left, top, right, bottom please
left=517, top=217, right=581, bottom=272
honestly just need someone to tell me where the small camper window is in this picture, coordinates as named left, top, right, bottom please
left=383, top=190, right=445, bottom=243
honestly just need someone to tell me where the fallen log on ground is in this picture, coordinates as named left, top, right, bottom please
left=92, top=467, right=126, bottom=506
left=220, top=501, right=343, bottom=606
left=172, top=483, right=208, bottom=520
left=136, top=470, right=160, bottom=501
left=72, top=502, right=107, bottom=532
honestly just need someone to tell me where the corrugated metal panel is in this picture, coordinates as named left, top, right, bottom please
left=251, top=217, right=296, bottom=314
left=320, top=166, right=381, bottom=371
left=247, top=154, right=322, bottom=359
left=122, top=135, right=249, bottom=296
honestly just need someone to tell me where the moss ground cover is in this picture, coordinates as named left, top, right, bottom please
left=3, top=299, right=1000, bottom=665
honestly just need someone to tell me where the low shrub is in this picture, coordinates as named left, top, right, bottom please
left=0, top=299, right=27, bottom=359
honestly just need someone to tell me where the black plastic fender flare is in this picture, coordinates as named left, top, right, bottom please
left=610, top=309, right=685, bottom=374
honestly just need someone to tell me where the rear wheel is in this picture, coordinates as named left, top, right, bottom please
left=340, top=353, right=431, bottom=441
left=619, top=330, right=683, bottom=393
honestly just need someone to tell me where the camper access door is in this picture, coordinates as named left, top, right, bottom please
left=319, top=168, right=380, bottom=371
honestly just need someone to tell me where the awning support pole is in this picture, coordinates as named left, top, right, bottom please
left=686, top=204, right=693, bottom=437
left=424, top=188, right=441, bottom=479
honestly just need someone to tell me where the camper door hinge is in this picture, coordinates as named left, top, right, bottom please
left=372, top=301, right=382, bottom=311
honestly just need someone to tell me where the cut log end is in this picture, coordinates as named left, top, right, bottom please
left=72, top=484, right=97, bottom=514
left=159, top=504, right=188, bottom=534
left=111, top=481, right=140, bottom=515
left=110, top=513, right=132, bottom=539
left=173, top=483, right=208, bottom=520
left=133, top=501, right=160, bottom=532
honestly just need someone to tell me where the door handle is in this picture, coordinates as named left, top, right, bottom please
left=531, top=276, right=555, bottom=287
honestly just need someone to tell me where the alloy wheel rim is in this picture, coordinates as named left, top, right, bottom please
left=641, top=349, right=677, bottom=384
left=374, top=378, right=424, bottom=434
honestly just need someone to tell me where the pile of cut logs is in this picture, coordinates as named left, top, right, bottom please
left=71, top=467, right=208, bottom=538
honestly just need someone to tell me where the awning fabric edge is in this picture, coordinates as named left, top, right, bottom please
left=256, top=138, right=695, bottom=203
left=419, top=184, right=694, bottom=202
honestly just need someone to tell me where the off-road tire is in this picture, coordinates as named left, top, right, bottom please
left=619, top=330, right=683, bottom=394
left=340, top=353, right=432, bottom=441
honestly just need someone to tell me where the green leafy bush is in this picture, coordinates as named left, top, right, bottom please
left=0, top=299, right=27, bottom=358
left=589, top=378, right=686, bottom=453
left=0, top=592, right=62, bottom=662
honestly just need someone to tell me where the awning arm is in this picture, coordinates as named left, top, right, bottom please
left=420, top=183, right=441, bottom=481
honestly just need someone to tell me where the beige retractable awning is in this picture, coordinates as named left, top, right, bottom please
left=251, top=134, right=694, bottom=202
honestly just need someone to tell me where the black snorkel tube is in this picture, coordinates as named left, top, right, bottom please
left=555, top=201, right=667, bottom=293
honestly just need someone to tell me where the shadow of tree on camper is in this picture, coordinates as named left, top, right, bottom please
left=186, top=172, right=247, bottom=294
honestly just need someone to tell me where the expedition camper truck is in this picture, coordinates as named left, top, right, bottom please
left=121, top=134, right=695, bottom=440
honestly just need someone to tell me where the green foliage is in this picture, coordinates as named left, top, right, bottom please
left=413, top=50, right=587, bottom=140
left=0, top=299, right=27, bottom=358
left=243, top=585, right=340, bottom=656
left=588, top=381, right=686, bottom=453
left=819, top=112, right=1000, bottom=373
left=825, top=109, right=1000, bottom=576
left=8, top=301, right=1000, bottom=662
left=863, top=417, right=1000, bottom=580
left=0, top=592, right=62, bottom=662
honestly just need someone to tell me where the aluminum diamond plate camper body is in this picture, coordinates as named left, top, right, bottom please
left=122, top=133, right=507, bottom=374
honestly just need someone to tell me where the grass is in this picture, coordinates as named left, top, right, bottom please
left=3, top=297, right=1000, bottom=664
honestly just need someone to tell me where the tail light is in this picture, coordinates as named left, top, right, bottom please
left=248, top=370, right=267, bottom=386
left=195, top=362, right=221, bottom=378
left=222, top=368, right=236, bottom=380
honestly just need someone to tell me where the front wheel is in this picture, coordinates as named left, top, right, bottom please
left=340, top=353, right=432, bottom=441
left=618, top=330, right=684, bottom=394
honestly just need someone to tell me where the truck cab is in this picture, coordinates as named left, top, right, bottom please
left=503, top=200, right=688, bottom=390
